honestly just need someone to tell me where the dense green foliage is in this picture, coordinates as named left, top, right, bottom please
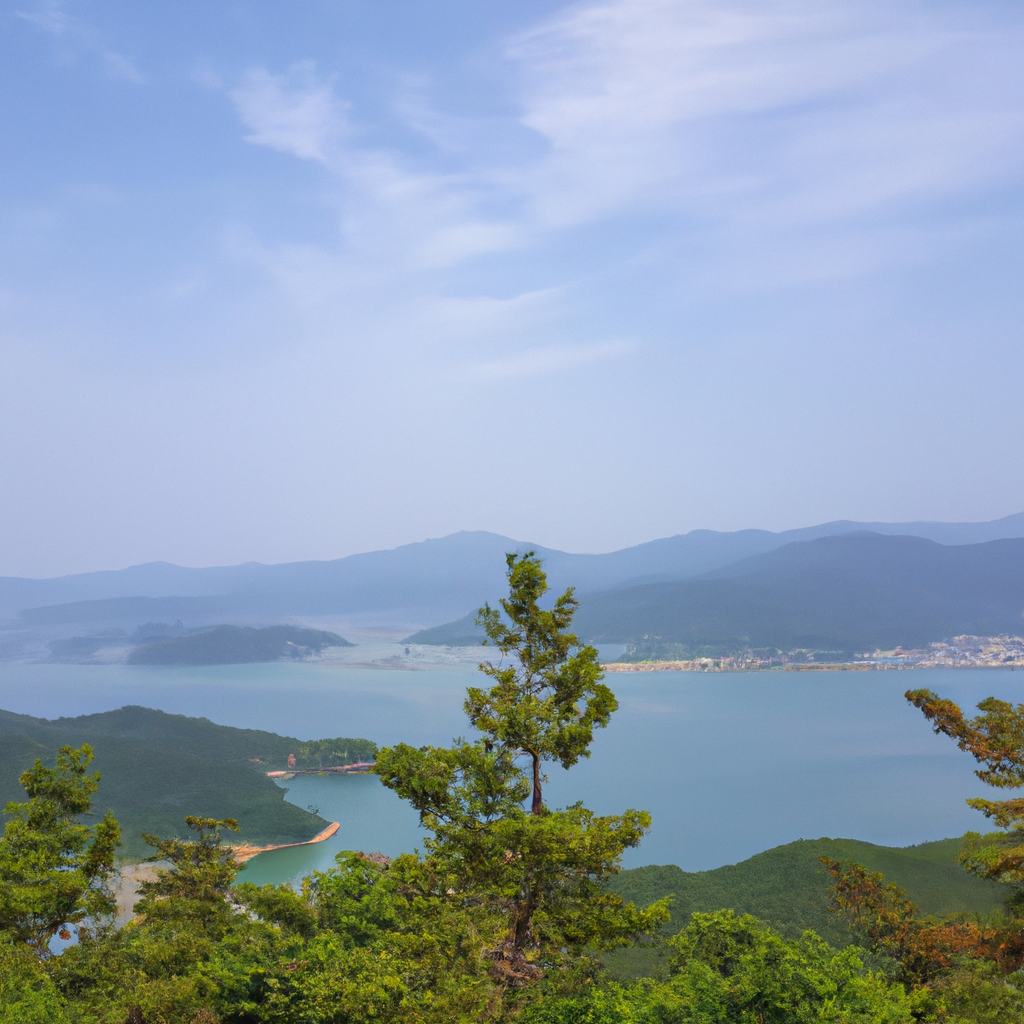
left=0, top=745, right=119, bottom=953
left=528, top=919, right=1024, bottom=1023
left=0, top=706, right=375, bottom=857
left=136, top=816, right=244, bottom=936
left=377, top=553, right=667, bottom=985
left=604, top=837, right=1006, bottom=981
left=6, top=562, right=1024, bottom=1022
left=524, top=910, right=924, bottom=1024
left=128, top=625, right=352, bottom=665
left=0, top=933, right=69, bottom=1023
left=3, top=789, right=1019, bottom=1023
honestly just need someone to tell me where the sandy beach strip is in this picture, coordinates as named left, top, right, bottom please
left=231, top=821, right=341, bottom=863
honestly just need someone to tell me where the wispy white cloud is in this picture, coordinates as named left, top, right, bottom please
left=225, top=0, right=1024, bottom=305
left=229, top=65, right=524, bottom=273
left=214, top=0, right=1024, bottom=389
left=17, top=1, right=144, bottom=82
left=509, top=0, right=1024, bottom=234
left=413, top=221, right=523, bottom=268
left=230, top=63, right=345, bottom=165
left=6, top=0, right=1024, bottom=572
left=428, top=288, right=564, bottom=336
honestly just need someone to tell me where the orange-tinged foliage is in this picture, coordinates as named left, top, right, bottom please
left=822, top=858, right=1024, bottom=981
left=905, top=690, right=1024, bottom=790
left=907, top=688, right=1024, bottom=902
left=910, top=920, right=1024, bottom=974
left=819, top=858, right=915, bottom=944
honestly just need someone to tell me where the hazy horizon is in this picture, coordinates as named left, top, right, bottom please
left=6, top=508, right=1024, bottom=582
left=3, top=0, right=1023, bottom=578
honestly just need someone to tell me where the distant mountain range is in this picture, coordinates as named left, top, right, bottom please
left=571, top=533, right=1024, bottom=653
left=405, top=533, right=1024, bottom=653
left=4, top=511, right=1024, bottom=632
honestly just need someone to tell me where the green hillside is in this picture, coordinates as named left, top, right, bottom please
left=0, top=706, right=376, bottom=858
left=604, top=836, right=1008, bottom=980
left=128, top=624, right=353, bottom=664
left=573, top=535, right=1024, bottom=652
left=406, top=535, right=1024, bottom=654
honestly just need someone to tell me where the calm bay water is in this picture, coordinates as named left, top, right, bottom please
left=0, top=662, right=1020, bottom=884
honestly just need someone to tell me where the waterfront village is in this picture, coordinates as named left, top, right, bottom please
left=603, top=634, right=1024, bottom=672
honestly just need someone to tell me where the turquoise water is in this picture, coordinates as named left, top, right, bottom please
left=1, top=662, right=1020, bottom=883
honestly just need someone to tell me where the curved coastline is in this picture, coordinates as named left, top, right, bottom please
left=231, top=821, right=340, bottom=863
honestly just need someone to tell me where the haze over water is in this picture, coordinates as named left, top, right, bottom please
left=0, top=663, right=1016, bottom=883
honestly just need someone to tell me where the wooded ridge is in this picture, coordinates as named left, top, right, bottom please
left=0, top=705, right=375, bottom=858
left=412, top=534, right=1024, bottom=656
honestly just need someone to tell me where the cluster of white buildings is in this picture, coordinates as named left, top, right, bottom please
left=889, top=635, right=1024, bottom=667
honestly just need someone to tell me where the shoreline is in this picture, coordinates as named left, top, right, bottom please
left=267, top=761, right=376, bottom=780
left=601, top=661, right=1023, bottom=673
left=230, top=821, right=341, bottom=863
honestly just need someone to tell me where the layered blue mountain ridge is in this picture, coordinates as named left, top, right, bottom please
left=3, top=512, right=1024, bottom=643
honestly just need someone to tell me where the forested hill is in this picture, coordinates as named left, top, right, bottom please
left=570, top=534, right=1024, bottom=652
left=0, top=706, right=376, bottom=858
left=127, top=624, right=352, bottom=664
left=411, top=534, right=1024, bottom=654
left=605, top=835, right=1005, bottom=980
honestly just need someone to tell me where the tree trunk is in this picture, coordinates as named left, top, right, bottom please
left=512, top=899, right=534, bottom=949
left=531, top=752, right=542, bottom=815
left=487, top=897, right=543, bottom=987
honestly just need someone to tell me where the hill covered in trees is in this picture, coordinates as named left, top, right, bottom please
left=605, top=836, right=1005, bottom=980
left=0, top=706, right=375, bottom=857
left=572, top=534, right=1024, bottom=653
left=410, top=534, right=1024, bottom=656
left=4, top=553, right=1024, bottom=1022
left=126, top=624, right=352, bottom=664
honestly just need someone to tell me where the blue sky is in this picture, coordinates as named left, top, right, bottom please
left=2, top=0, right=1023, bottom=576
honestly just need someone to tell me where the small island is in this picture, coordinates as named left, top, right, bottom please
left=127, top=624, right=353, bottom=665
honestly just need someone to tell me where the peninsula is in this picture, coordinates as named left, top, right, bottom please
left=231, top=821, right=341, bottom=863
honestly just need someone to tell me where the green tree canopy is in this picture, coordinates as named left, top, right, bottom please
left=525, top=910, right=921, bottom=1024
left=375, top=552, right=667, bottom=994
left=0, top=744, right=120, bottom=954
left=135, top=816, right=242, bottom=938
left=470, top=551, right=617, bottom=814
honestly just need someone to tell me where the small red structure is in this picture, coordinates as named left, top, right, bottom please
left=287, top=753, right=296, bottom=767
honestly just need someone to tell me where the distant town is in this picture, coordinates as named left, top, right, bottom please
left=885, top=634, right=1024, bottom=668
left=603, top=635, right=1024, bottom=672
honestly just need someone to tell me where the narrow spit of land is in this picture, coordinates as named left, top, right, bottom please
left=265, top=761, right=377, bottom=780
left=231, top=821, right=341, bottom=863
